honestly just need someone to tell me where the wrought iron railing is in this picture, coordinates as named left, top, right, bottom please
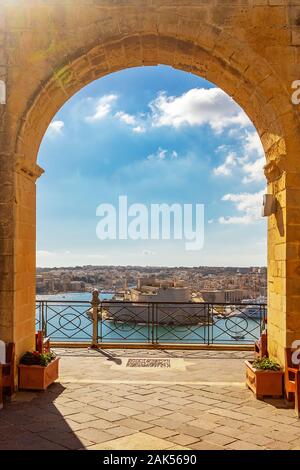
left=36, top=292, right=267, bottom=347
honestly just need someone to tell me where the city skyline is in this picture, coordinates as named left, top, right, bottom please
left=36, top=263, right=267, bottom=269
left=36, top=264, right=267, bottom=300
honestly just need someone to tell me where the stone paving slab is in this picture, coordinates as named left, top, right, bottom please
left=56, top=348, right=252, bottom=384
left=87, top=432, right=172, bottom=450
left=0, top=348, right=299, bottom=450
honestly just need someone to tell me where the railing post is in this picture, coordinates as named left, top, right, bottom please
left=91, top=289, right=100, bottom=348
left=207, top=303, right=210, bottom=346
left=152, top=302, right=155, bottom=345
left=42, top=301, right=46, bottom=336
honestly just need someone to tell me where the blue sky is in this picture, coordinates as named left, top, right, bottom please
left=37, top=65, right=267, bottom=268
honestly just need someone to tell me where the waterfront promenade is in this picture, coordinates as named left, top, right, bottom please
left=0, top=349, right=300, bottom=450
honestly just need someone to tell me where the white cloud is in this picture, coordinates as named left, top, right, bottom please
left=115, top=111, right=146, bottom=134
left=83, top=87, right=254, bottom=138
left=216, top=144, right=229, bottom=153
left=142, top=250, right=156, bottom=256
left=241, top=157, right=265, bottom=184
left=219, top=215, right=254, bottom=225
left=240, top=131, right=265, bottom=183
left=85, top=94, right=118, bottom=122
left=147, top=147, right=178, bottom=161
left=147, top=148, right=167, bottom=161
left=244, top=131, right=264, bottom=156
left=213, top=152, right=237, bottom=176
left=219, top=190, right=264, bottom=225
left=47, top=120, right=64, bottom=136
left=149, top=88, right=251, bottom=133
left=115, top=111, right=137, bottom=126
left=132, top=125, right=146, bottom=134
left=213, top=130, right=265, bottom=183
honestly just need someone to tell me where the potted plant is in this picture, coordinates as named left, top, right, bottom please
left=18, top=350, right=59, bottom=391
left=245, top=357, right=283, bottom=399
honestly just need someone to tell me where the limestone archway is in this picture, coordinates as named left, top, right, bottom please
left=1, top=1, right=300, bottom=374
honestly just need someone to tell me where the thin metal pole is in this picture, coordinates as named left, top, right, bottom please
left=91, top=289, right=100, bottom=348
left=207, top=303, right=210, bottom=346
left=99, top=301, right=103, bottom=345
left=152, top=303, right=156, bottom=345
left=42, top=301, right=46, bottom=336
left=148, top=303, right=151, bottom=344
left=151, top=303, right=154, bottom=345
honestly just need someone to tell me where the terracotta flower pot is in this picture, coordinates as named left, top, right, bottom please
left=245, top=360, right=283, bottom=399
left=18, top=357, right=60, bottom=391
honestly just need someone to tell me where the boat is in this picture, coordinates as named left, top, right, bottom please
left=232, top=334, right=245, bottom=341
left=231, top=298, right=267, bottom=320
left=240, top=306, right=262, bottom=320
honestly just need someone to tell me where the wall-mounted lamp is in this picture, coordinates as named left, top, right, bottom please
left=262, top=194, right=276, bottom=217
left=0, top=80, right=6, bottom=105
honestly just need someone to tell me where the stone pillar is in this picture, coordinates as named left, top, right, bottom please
left=13, top=163, right=44, bottom=363
left=0, top=6, right=13, bottom=347
left=285, top=170, right=300, bottom=358
left=0, top=153, right=14, bottom=345
left=266, top=154, right=300, bottom=366
left=0, top=154, right=43, bottom=387
left=0, top=1, right=10, bottom=341
left=266, top=157, right=287, bottom=365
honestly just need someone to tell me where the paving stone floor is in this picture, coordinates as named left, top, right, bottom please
left=1, top=348, right=300, bottom=450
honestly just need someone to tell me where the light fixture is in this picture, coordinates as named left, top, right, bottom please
left=262, top=194, right=276, bottom=217
left=0, top=80, right=6, bottom=105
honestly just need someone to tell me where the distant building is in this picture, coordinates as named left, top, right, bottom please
left=130, top=277, right=191, bottom=303
left=103, top=276, right=208, bottom=325
left=201, top=289, right=245, bottom=303
left=69, top=281, right=84, bottom=292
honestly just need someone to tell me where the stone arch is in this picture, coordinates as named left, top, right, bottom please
left=2, top=2, right=300, bottom=370
left=15, top=24, right=293, bottom=176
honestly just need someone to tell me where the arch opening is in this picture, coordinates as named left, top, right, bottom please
left=15, top=33, right=288, bottom=175
left=35, top=64, right=268, bottom=347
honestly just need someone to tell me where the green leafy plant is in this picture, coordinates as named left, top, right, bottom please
left=252, top=357, right=281, bottom=371
left=20, top=350, right=56, bottom=367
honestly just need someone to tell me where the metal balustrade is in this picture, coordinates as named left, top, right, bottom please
left=36, top=293, right=267, bottom=347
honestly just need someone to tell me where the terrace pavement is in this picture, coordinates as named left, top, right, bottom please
left=0, top=348, right=300, bottom=450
